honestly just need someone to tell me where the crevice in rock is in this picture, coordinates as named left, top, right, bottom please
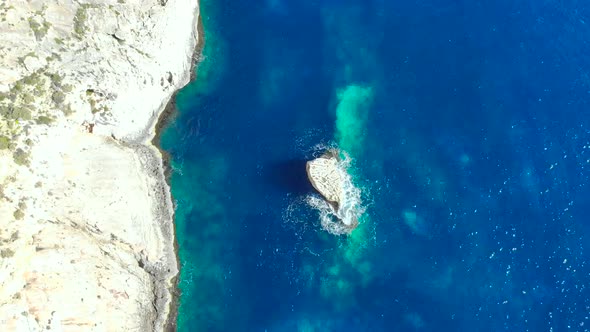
left=109, top=33, right=125, bottom=44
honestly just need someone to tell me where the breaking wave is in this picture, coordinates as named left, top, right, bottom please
left=306, top=149, right=365, bottom=235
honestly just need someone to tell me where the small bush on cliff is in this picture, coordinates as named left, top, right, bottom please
left=22, top=93, right=35, bottom=104
left=52, top=90, right=65, bottom=105
left=74, top=7, right=88, bottom=39
left=61, top=104, right=74, bottom=116
left=36, top=116, right=54, bottom=125
left=0, top=136, right=9, bottom=150
left=47, top=73, right=63, bottom=88
left=1, top=248, right=15, bottom=258
left=13, top=209, right=24, bottom=220
left=0, top=105, right=32, bottom=121
left=28, top=17, right=51, bottom=40
left=12, top=106, right=33, bottom=121
left=13, top=149, right=30, bottom=166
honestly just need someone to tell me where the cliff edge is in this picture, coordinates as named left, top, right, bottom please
left=0, top=0, right=199, bottom=330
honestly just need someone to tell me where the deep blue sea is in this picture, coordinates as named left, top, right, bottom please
left=160, top=0, right=590, bottom=331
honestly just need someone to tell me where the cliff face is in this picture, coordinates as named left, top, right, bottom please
left=0, top=0, right=199, bottom=330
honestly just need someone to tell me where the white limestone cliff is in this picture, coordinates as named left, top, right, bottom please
left=0, top=0, right=199, bottom=330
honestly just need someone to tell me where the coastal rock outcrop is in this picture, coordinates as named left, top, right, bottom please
left=306, top=151, right=343, bottom=211
left=0, top=0, right=199, bottom=330
left=306, top=150, right=359, bottom=229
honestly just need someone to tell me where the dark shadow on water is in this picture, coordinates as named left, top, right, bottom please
left=264, top=159, right=316, bottom=196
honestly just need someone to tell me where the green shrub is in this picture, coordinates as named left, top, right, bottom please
left=0, top=248, right=15, bottom=258
left=13, top=149, right=29, bottom=166
left=28, top=18, right=40, bottom=33
left=28, top=17, right=50, bottom=40
left=11, top=106, right=32, bottom=121
left=89, top=98, right=98, bottom=113
left=13, top=81, right=24, bottom=92
left=0, top=136, right=9, bottom=150
left=36, top=116, right=53, bottom=125
left=0, top=105, right=9, bottom=118
left=74, top=7, right=88, bottom=39
left=47, top=73, right=63, bottom=87
left=22, top=93, right=35, bottom=104
left=0, top=105, right=33, bottom=121
left=100, top=105, right=109, bottom=114
left=33, top=86, right=44, bottom=97
left=14, top=209, right=24, bottom=220
left=22, top=72, right=43, bottom=86
left=46, top=52, right=62, bottom=62
left=52, top=90, right=65, bottom=104
left=13, top=209, right=24, bottom=220
left=62, top=104, right=74, bottom=116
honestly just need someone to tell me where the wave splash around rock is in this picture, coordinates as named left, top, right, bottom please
left=306, top=149, right=364, bottom=235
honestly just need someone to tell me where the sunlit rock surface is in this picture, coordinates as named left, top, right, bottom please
left=306, top=150, right=359, bottom=229
left=0, top=0, right=200, bottom=330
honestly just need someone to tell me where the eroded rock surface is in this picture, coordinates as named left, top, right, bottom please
left=0, top=0, right=199, bottom=331
left=306, top=150, right=343, bottom=211
left=306, top=150, right=362, bottom=231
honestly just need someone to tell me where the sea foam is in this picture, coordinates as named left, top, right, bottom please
left=307, top=150, right=365, bottom=235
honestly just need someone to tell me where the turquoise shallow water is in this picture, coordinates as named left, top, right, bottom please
left=161, top=0, right=590, bottom=331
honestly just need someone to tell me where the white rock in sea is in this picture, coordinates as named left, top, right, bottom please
left=306, top=151, right=343, bottom=209
left=306, top=150, right=359, bottom=229
left=0, top=0, right=199, bottom=330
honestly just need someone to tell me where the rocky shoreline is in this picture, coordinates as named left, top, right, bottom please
left=155, top=10, right=206, bottom=331
left=0, top=1, right=200, bottom=330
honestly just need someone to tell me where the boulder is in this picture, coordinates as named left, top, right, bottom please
left=306, top=150, right=342, bottom=208
left=307, top=150, right=361, bottom=231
